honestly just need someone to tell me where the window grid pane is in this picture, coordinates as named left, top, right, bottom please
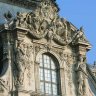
left=45, top=83, right=51, bottom=94
left=44, top=55, right=50, bottom=68
left=39, top=54, right=58, bottom=95
left=52, top=84, right=57, bottom=95
left=39, top=57, right=43, bottom=67
left=40, top=82, right=44, bottom=93
left=39, top=68, right=44, bottom=80
left=51, top=60, right=56, bottom=70
left=44, top=69, right=51, bottom=81
left=52, top=71, right=57, bottom=83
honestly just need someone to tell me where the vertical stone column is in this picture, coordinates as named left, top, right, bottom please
left=59, top=62, right=66, bottom=96
left=34, top=62, right=40, bottom=94
left=60, top=66, right=66, bottom=96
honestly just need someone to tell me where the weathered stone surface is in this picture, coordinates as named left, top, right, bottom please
left=0, top=0, right=95, bottom=96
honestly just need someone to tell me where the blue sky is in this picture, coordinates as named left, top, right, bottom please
left=57, top=0, right=96, bottom=64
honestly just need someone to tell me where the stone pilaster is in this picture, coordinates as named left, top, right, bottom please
left=34, top=62, right=40, bottom=93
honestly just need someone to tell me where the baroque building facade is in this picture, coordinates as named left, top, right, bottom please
left=0, top=0, right=96, bottom=96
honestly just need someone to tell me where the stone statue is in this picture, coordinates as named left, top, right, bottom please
left=76, top=55, right=86, bottom=96
left=47, top=26, right=54, bottom=42
left=15, top=41, right=33, bottom=87
left=15, top=41, right=27, bottom=86
left=51, top=17, right=68, bottom=45
left=16, top=12, right=27, bottom=27
left=39, top=1, right=55, bottom=21
left=26, top=11, right=48, bottom=38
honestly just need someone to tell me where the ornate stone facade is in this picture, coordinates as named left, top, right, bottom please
left=0, top=0, right=95, bottom=96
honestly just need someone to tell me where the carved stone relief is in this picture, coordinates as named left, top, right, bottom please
left=71, top=27, right=90, bottom=46
left=3, top=1, right=79, bottom=46
left=0, top=78, right=8, bottom=93
left=0, top=81, right=4, bottom=93
left=2, top=0, right=91, bottom=50
left=15, top=12, right=27, bottom=28
left=0, top=1, right=92, bottom=96
left=14, top=40, right=33, bottom=87
left=64, top=53, right=74, bottom=95
left=75, top=54, right=87, bottom=96
left=25, top=44, right=33, bottom=84
left=51, top=18, right=68, bottom=46
left=26, top=12, right=48, bottom=39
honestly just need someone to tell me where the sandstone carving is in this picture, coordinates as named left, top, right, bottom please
left=15, top=41, right=26, bottom=86
left=5, top=0, right=71, bottom=46
left=76, top=55, right=87, bottom=96
left=0, top=1, right=93, bottom=96
left=71, top=27, right=90, bottom=45
left=15, top=12, right=27, bottom=28
left=14, top=40, right=33, bottom=87
left=26, top=12, right=48, bottom=39
left=0, top=78, right=8, bottom=93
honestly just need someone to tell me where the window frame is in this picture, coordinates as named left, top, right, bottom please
left=39, top=53, right=61, bottom=96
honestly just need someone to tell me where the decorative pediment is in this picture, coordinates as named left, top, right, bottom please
left=1, top=0, right=70, bottom=46
left=1, top=1, right=91, bottom=48
left=13, top=11, right=71, bottom=45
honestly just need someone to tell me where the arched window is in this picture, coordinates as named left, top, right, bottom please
left=39, top=53, right=61, bottom=95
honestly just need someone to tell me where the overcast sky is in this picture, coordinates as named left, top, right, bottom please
left=56, top=0, right=96, bottom=64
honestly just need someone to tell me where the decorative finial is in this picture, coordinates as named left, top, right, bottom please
left=80, top=26, right=84, bottom=32
left=4, top=11, right=12, bottom=22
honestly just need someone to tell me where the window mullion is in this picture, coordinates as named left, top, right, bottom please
left=50, top=57, right=53, bottom=95
left=42, top=54, right=45, bottom=94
